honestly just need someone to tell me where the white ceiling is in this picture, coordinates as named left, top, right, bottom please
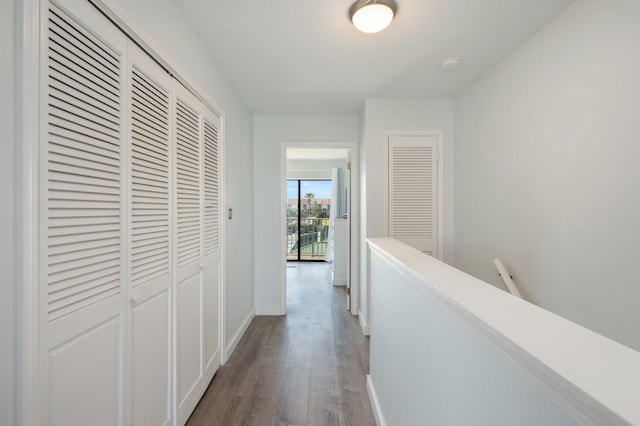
left=173, top=0, right=575, bottom=114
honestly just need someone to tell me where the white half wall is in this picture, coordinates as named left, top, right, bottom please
left=368, top=238, right=640, bottom=426
left=360, top=98, right=455, bottom=332
left=253, top=115, right=359, bottom=313
left=455, top=0, right=640, bottom=351
left=111, top=0, right=255, bottom=355
left=1, top=0, right=15, bottom=424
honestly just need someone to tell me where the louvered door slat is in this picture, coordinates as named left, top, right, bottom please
left=49, top=124, right=119, bottom=153
left=132, top=183, right=168, bottom=196
left=130, top=66, right=170, bottom=286
left=49, top=69, right=120, bottom=113
left=203, top=120, right=219, bottom=256
left=48, top=15, right=120, bottom=89
left=46, top=4, right=122, bottom=321
left=49, top=8, right=119, bottom=68
left=50, top=91, right=119, bottom=129
left=49, top=248, right=119, bottom=272
left=49, top=115, right=119, bottom=147
left=131, top=96, right=169, bottom=130
left=176, top=99, right=202, bottom=268
left=49, top=51, right=119, bottom=105
left=131, top=129, right=169, bottom=153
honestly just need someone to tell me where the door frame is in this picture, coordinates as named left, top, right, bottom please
left=280, top=142, right=359, bottom=316
left=383, top=130, right=444, bottom=260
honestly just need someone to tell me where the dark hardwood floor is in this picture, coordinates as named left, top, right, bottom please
left=186, top=262, right=376, bottom=426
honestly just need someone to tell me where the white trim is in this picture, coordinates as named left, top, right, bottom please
left=255, top=305, right=282, bottom=316
left=280, top=141, right=360, bottom=316
left=279, top=146, right=288, bottom=315
left=367, top=238, right=640, bottom=426
left=366, top=375, right=386, bottom=426
left=219, top=107, right=227, bottom=368
left=383, top=130, right=445, bottom=261
left=17, top=0, right=41, bottom=424
left=358, top=310, right=370, bottom=336
left=223, top=310, right=254, bottom=363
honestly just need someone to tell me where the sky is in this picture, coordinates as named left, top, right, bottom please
left=287, top=180, right=332, bottom=200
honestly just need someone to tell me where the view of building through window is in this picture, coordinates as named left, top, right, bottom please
left=287, top=180, right=332, bottom=261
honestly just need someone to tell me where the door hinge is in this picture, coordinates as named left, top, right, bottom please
left=347, top=161, right=351, bottom=170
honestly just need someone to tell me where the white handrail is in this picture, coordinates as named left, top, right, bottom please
left=493, top=258, right=522, bottom=299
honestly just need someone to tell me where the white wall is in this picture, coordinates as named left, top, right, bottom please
left=455, top=0, right=640, bottom=351
left=253, top=115, right=359, bottom=314
left=360, top=98, right=455, bottom=330
left=112, top=0, right=256, bottom=352
left=1, top=1, right=15, bottom=424
left=286, top=158, right=348, bottom=180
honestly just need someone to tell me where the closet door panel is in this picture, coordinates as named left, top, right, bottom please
left=130, top=291, right=171, bottom=426
left=174, top=84, right=205, bottom=425
left=203, top=262, right=220, bottom=373
left=176, top=274, right=202, bottom=420
left=203, top=112, right=221, bottom=376
left=127, top=44, right=173, bottom=426
left=50, top=317, right=120, bottom=426
left=43, top=1, right=127, bottom=424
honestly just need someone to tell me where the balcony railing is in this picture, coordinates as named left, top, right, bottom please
left=287, top=218, right=330, bottom=260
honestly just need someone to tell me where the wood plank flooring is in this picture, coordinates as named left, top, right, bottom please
left=186, top=262, right=376, bottom=426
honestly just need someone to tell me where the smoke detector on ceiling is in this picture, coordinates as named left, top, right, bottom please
left=440, top=58, right=461, bottom=70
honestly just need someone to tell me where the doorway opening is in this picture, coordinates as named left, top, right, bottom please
left=287, top=180, right=332, bottom=261
left=283, top=147, right=354, bottom=313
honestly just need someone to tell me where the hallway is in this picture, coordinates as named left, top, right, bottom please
left=186, top=262, right=376, bottom=425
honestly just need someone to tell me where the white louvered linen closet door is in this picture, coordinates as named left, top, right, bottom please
left=388, top=134, right=440, bottom=257
left=127, top=44, right=173, bottom=426
left=43, top=1, right=128, bottom=424
left=174, top=83, right=221, bottom=425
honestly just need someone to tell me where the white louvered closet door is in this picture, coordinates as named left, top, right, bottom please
left=40, top=1, right=223, bottom=425
left=43, top=1, right=128, bottom=424
left=174, top=83, right=221, bottom=425
left=202, top=108, right=222, bottom=389
left=388, top=134, right=440, bottom=257
left=127, top=44, right=173, bottom=426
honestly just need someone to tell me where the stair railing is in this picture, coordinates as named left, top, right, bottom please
left=493, top=258, right=522, bottom=299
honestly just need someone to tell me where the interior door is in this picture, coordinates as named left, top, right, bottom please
left=127, top=43, right=173, bottom=426
left=174, top=82, right=222, bottom=425
left=42, top=1, right=128, bottom=423
left=388, top=134, right=439, bottom=257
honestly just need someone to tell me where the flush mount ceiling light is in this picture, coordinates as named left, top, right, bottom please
left=349, top=0, right=398, bottom=34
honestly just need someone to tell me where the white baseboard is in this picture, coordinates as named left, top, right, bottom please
left=255, top=305, right=282, bottom=316
left=367, top=375, right=385, bottom=426
left=223, top=309, right=255, bottom=363
left=359, top=309, right=370, bottom=335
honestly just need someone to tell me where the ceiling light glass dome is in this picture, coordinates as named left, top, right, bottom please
left=349, top=0, right=398, bottom=34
